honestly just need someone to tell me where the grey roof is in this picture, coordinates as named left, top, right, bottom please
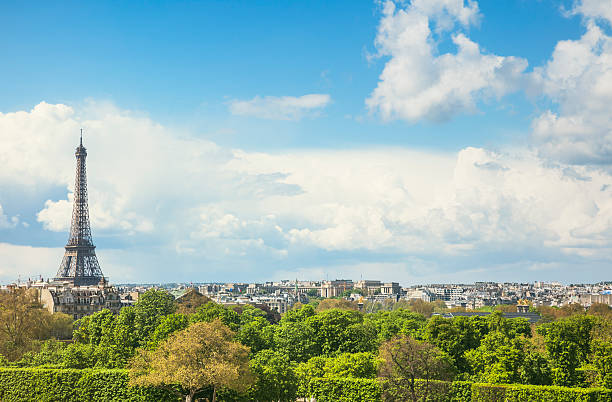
left=442, top=311, right=541, bottom=324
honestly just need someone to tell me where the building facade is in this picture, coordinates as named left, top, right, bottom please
left=39, top=280, right=121, bottom=320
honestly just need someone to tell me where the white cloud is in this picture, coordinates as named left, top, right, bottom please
left=365, top=0, right=612, bottom=168
left=0, top=205, right=18, bottom=229
left=0, top=102, right=77, bottom=188
left=228, top=94, right=331, bottom=120
left=531, top=20, right=612, bottom=164
left=2, top=101, right=612, bottom=283
left=226, top=146, right=612, bottom=261
left=366, top=0, right=528, bottom=122
left=571, top=0, right=612, bottom=25
left=0, top=243, right=61, bottom=283
left=0, top=101, right=230, bottom=236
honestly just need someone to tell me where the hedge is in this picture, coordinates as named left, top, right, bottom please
left=0, top=368, right=177, bottom=402
left=301, top=378, right=472, bottom=401
left=305, top=377, right=382, bottom=402
left=302, top=377, right=611, bottom=402
left=471, top=383, right=612, bottom=402
left=1, top=368, right=610, bottom=402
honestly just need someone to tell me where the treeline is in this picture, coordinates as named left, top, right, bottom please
left=0, top=288, right=611, bottom=401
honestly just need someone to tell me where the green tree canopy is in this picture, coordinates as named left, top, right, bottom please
left=0, top=288, right=72, bottom=361
left=248, top=350, right=298, bottom=401
left=378, top=335, right=454, bottom=402
left=129, top=319, right=254, bottom=402
left=190, top=301, right=240, bottom=330
left=133, top=289, right=176, bottom=342
left=537, top=315, right=598, bottom=386
left=466, top=331, right=551, bottom=385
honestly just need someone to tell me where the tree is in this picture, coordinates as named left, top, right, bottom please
left=466, top=331, right=551, bottom=385
left=378, top=335, right=454, bottom=402
left=341, top=288, right=363, bottom=297
left=129, top=320, right=254, bottom=402
left=0, top=288, right=69, bottom=360
left=486, top=312, right=531, bottom=338
left=296, top=352, right=378, bottom=397
left=588, top=303, right=612, bottom=321
left=560, top=303, right=586, bottom=317
left=424, top=316, right=471, bottom=372
left=537, top=315, right=598, bottom=386
left=235, top=304, right=267, bottom=326
left=47, top=313, right=73, bottom=340
left=320, top=352, right=378, bottom=379
left=248, top=350, right=298, bottom=401
left=537, top=304, right=585, bottom=322
left=307, top=289, right=319, bottom=297
left=364, top=309, right=426, bottom=342
left=190, top=301, right=240, bottom=331
left=133, top=289, right=176, bottom=342
left=315, top=298, right=358, bottom=311
left=71, top=308, right=135, bottom=368
left=147, top=313, right=189, bottom=349
left=495, top=304, right=517, bottom=313
left=408, top=299, right=435, bottom=317
left=307, top=309, right=375, bottom=355
left=73, top=309, right=116, bottom=346
left=281, top=304, right=316, bottom=323
left=175, top=289, right=210, bottom=315
left=273, top=319, right=319, bottom=362
left=235, top=317, right=273, bottom=354
left=590, top=340, right=612, bottom=388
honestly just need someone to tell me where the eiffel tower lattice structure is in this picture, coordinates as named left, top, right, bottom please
left=55, top=132, right=105, bottom=286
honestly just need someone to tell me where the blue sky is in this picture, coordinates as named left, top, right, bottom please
left=0, top=0, right=582, bottom=149
left=1, top=0, right=611, bottom=285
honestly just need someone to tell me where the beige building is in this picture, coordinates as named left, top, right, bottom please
left=39, top=279, right=122, bottom=320
left=577, top=293, right=612, bottom=307
left=354, top=280, right=382, bottom=295
left=321, top=279, right=353, bottom=298
left=381, top=282, right=401, bottom=295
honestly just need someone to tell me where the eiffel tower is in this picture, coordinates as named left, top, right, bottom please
left=55, top=131, right=105, bottom=286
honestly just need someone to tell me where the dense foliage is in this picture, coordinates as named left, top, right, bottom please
left=1, top=288, right=611, bottom=400
left=2, top=368, right=611, bottom=402
left=0, top=368, right=176, bottom=401
left=129, top=320, right=254, bottom=402
left=0, top=288, right=72, bottom=361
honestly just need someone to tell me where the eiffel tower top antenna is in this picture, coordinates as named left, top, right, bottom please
left=80, top=128, right=83, bottom=146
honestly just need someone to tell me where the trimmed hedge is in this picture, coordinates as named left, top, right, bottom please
left=0, top=368, right=177, bottom=402
left=471, top=383, right=612, bottom=402
left=0, top=368, right=82, bottom=401
left=302, top=377, right=611, bottom=402
left=305, top=377, right=382, bottom=402
left=450, top=381, right=473, bottom=401
left=1, top=368, right=610, bottom=402
left=302, top=378, right=472, bottom=402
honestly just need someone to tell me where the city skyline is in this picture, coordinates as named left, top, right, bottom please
left=1, top=0, right=612, bottom=285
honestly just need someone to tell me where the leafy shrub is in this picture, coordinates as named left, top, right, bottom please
left=0, top=368, right=176, bottom=402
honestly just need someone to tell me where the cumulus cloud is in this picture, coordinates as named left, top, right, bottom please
left=531, top=17, right=612, bottom=165
left=365, top=0, right=612, bottom=169
left=570, top=0, right=612, bottom=24
left=227, top=147, right=612, bottom=260
left=2, top=101, right=612, bottom=283
left=229, top=94, right=331, bottom=120
left=366, top=0, right=528, bottom=122
left=0, top=102, right=290, bottom=240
